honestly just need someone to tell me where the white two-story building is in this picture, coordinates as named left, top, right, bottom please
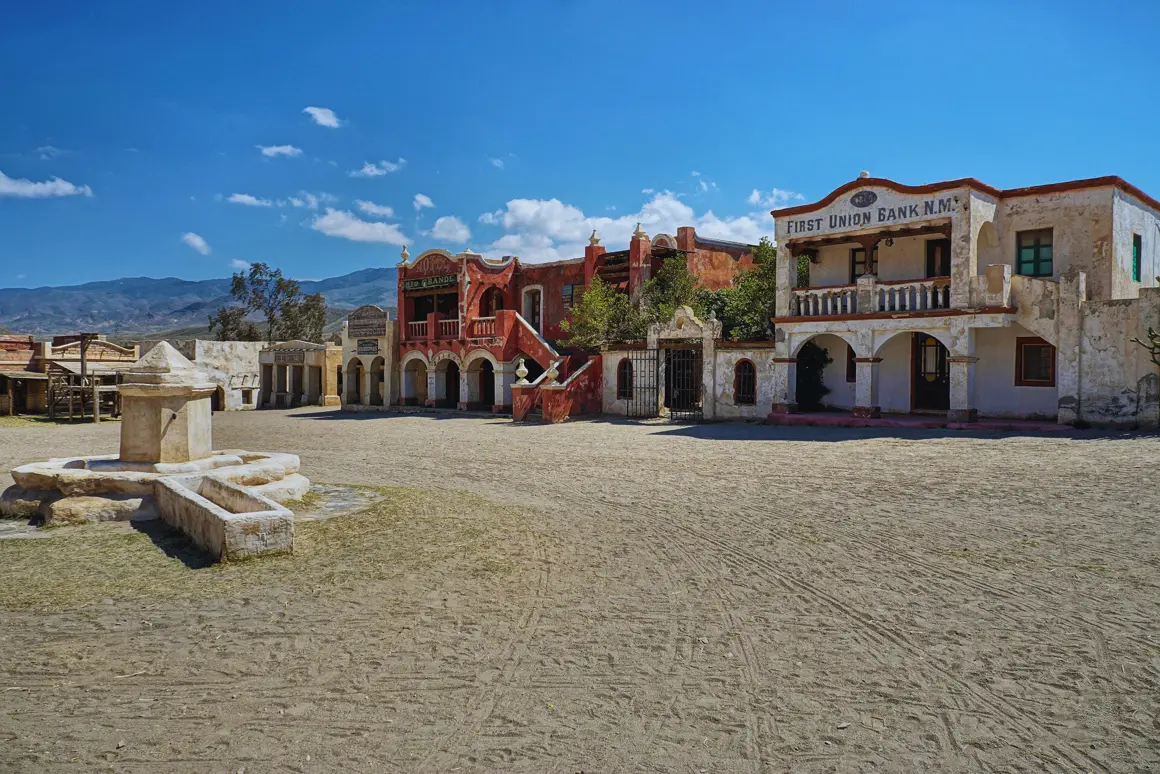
left=770, top=173, right=1160, bottom=427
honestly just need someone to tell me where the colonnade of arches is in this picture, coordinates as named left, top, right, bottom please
left=398, top=349, right=546, bottom=410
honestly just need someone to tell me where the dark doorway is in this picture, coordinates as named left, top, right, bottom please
left=336, top=367, right=343, bottom=402
left=912, top=333, right=950, bottom=411
left=479, top=360, right=495, bottom=408
left=211, top=387, right=224, bottom=412
left=664, top=347, right=703, bottom=422
left=521, top=357, right=545, bottom=383
left=443, top=362, right=460, bottom=408
left=926, top=238, right=951, bottom=278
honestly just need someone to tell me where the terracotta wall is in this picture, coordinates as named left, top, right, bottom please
left=515, top=261, right=585, bottom=341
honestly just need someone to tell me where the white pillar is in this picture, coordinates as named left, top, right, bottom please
left=948, top=357, right=978, bottom=422
left=853, top=358, right=881, bottom=418
left=770, top=358, right=798, bottom=413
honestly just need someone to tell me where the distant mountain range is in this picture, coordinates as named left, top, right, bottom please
left=0, top=268, right=398, bottom=338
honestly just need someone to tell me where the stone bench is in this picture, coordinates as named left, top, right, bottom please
left=154, top=475, right=294, bottom=561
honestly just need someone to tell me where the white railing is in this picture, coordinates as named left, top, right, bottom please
left=407, top=321, right=427, bottom=339
left=791, top=286, right=858, bottom=317
left=470, top=316, right=496, bottom=337
left=876, top=279, right=951, bottom=313
left=438, top=319, right=460, bottom=338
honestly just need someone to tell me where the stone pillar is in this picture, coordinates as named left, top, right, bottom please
left=628, top=224, right=652, bottom=301
left=117, top=342, right=216, bottom=464
left=852, top=358, right=881, bottom=418
left=770, top=358, right=798, bottom=413
left=425, top=370, right=437, bottom=408
left=361, top=363, right=373, bottom=407
left=856, top=274, right=878, bottom=314
left=948, top=356, right=978, bottom=422
left=1057, top=268, right=1087, bottom=425
left=494, top=364, right=511, bottom=412
left=950, top=210, right=974, bottom=310
left=775, top=248, right=796, bottom=320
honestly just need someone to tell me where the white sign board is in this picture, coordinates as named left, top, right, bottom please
left=780, top=187, right=962, bottom=240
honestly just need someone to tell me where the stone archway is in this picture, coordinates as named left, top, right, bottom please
left=346, top=358, right=363, bottom=405
left=369, top=356, right=386, bottom=406
left=402, top=353, right=429, bottom=406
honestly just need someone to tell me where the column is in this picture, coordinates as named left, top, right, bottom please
left=770, top=358, right=798, bottom=413
left=852, top=358, right=881, bottom=418
left=494, top=365, right=509, bottom=412
left=361, top=363, right=373, bottom=406
left=948, top=356, right=978, bottom=422
left=425, top=371, right=437, bottom=408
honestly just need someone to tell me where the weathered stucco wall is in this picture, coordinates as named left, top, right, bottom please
left=810, top=334, right=855, bottom=410
left=713, top=346, right=775, bottom=420
left=601, top=350, right=636, bottom=416
left=973, top=326, right=1058, bottom=419
left=1112, top=189, right=1160, bottom=299
left=139, top=340, right=263, bottom=410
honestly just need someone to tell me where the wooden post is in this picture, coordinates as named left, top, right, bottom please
left=6, top=377, right=12, bottom=417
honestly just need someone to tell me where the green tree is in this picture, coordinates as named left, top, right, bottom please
left=637, top=251, right=705, bottom=326
left=1132, top=277, right=1160, bottom=367
left=207, top=306, right=262, bottom=341
left=211, top=262, right=328, bottom=343
left=560, top=276, right=641, bottom=350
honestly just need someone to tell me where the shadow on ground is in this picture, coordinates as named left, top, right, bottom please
left=131, top=518, right=216, bottom=569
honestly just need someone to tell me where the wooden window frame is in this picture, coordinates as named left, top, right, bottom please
left=1132, top=234, right=1142, bottom=283
left=925, top=238, right=952, bottom=278
left=845, top=344, right=856, bottom=383
left=616, top=358, right=633, bottom=399
left=849, top=245, right=879, bottom=283
left=1016, top=228, right=1054, bottom=278
left=1015, top=336, right=1056, bottom=387
left=562, top=284, right=574, bottom=311
left=733, top=359, right=756, bottom=406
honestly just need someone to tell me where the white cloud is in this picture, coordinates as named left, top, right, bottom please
left=311, top=208, right=409, bottom=245
left=430, top=215, right=470, bottom=243
left=303, top=106, right=343, bottom=128
left=641, top=188, right=654, bottom=194
left=257, top=144, right=303, bottom=158
left=181, top=232, right=211, bottom=255
left=348, top=158, right=406, bottom=177
left=227, top=193, right=273, bottom=207
left=231, top=259, right=251, bottom=270
left=477, top=190, right=773, bottom=263
left=489, top=157, right=505, bottom=169
left=413, top=193, right=434, bottom=210
left=355, top=199, right=394, bottom=218
left=0, top=169, right=92, bottom=199
left=691, top=171, right=701, bottom=177
left=747, top=188, right=804, bottom=208
left=36, top=145, right=67, bottom=160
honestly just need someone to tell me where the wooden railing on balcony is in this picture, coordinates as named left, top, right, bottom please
left=438, top=319, right=460, bottom=339
left=407, top=321, right=427, bottom=339
left=469, top=316, right=496, bottom=338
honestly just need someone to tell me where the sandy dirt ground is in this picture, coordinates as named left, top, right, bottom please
left=1, top=408, right=1159, bottom=773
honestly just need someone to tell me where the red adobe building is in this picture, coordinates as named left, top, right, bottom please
left=392, top=225, right=756, bottom=413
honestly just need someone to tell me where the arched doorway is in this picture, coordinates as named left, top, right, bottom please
left=346, top=358, right=363, bottom=405
left=369, top=356, right=385, bottom=405
left=522, top=287, right=542, bottom=332
left=443, top=362, right=460, bottom=408
left=479, top=360, right=495, bottom=408
left=403, top=358, right=428, bottom=405
left=912, top=333, right=950, bottom=411
left=481, top=287, right=504, bottom=316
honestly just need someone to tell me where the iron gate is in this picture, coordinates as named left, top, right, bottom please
left=624, top=347, right=659, bottom=418
left=621, top=346, right=704, bottom=422
left=665, top=346, right=704, bottom=422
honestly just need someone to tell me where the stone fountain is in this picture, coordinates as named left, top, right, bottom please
left=2, top=343, right=309, bottom=559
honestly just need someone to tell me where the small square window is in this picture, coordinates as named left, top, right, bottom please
left=1016, top=229, right=1053, bottom=278
left=849, top=246, right=878, bottom=283
left=1132, top=234, right=1142, bottom=283
left=1015, top=337, right=1055, bottom=386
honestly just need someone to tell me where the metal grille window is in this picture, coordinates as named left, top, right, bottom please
left=1015, top=337, right=1056, bottom=386
left=1133, top=234, right=1142, bottom=282
left=733, top=360, right=756, bottom=405
left=1017, top=229, right=1053, bottom=278
left=616, top=358, right=633, bottom=399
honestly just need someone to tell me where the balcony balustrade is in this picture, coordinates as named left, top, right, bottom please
left=406, top=321, right=428, bottom=339
left=790, top=277, right=952, bottom=318
left=469, top=316, right=496, bottom=338
left=438, top=319, right=460, bottom=339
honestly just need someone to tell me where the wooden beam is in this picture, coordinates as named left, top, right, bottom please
left=786, top=223, right=953, bottom=253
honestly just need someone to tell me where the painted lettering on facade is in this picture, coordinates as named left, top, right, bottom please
left=783, top=192, right=957, bottom=238
left=274, top=351, right=304, bottom=364
left=402, top=274, right=458, bottom=292
left=347, top=305, right=389, bottom=338
left=357, top=339, right=379, bottom=355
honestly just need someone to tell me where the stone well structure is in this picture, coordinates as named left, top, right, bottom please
left=2, top=343, right=309, bottom=559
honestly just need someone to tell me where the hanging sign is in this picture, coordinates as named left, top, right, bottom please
left=357, top=339, right=379, bottom=355
left=403, top=274, right=458, bottom=292
left=347, top=305, right=388, bottom=337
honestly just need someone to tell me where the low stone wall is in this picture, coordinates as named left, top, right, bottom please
left=154, top=475, right=294, bottom=561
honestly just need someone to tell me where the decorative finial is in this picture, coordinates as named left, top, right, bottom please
left=589, top=229, right=600, bottom=246
left=858, top=170, right=870, bottom=179
left=515, top=358, right=529, bottom=384
left=632, top=222, right=647, bottom=239
left=401, top=244, right=410, bottom=260
left=544, top=363, right=559, bottom=385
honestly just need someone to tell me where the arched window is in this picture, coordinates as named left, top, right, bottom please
left=616, top=358, right=633, bottom=399
left=734, top=360, right=756, bottom=405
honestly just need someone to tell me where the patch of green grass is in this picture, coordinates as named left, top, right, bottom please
left=284, top=488, right=324, bottom=512
left=0, top=486, right=529, bottom=611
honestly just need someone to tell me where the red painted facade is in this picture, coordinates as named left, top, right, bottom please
left=395, top=227, right=755, bottom=414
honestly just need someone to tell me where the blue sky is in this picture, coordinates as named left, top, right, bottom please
left=2, top=0, right=1158, bottom=288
